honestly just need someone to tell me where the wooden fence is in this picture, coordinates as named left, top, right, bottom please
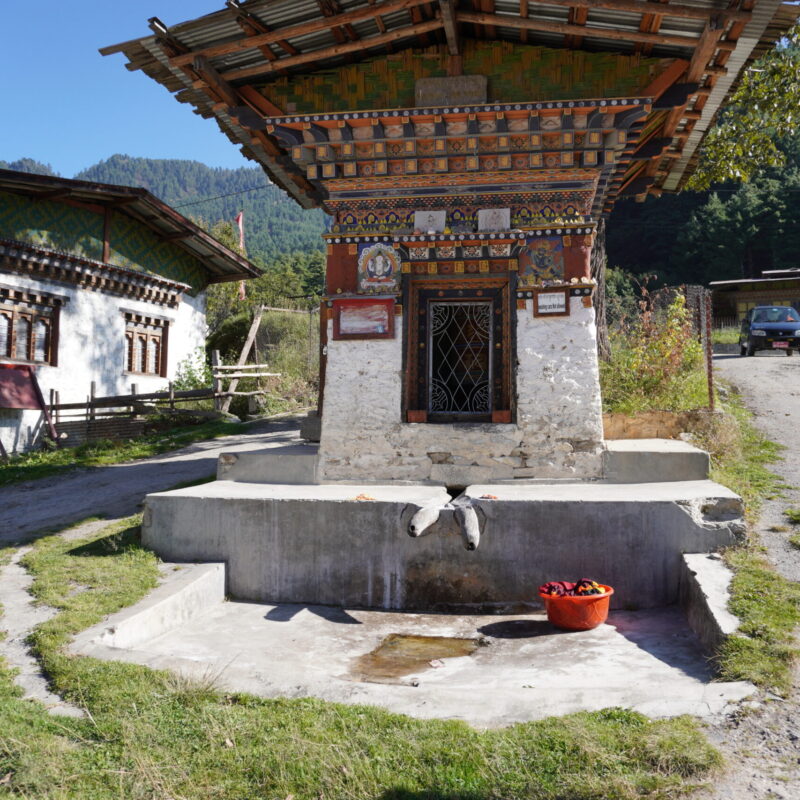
left=49, top=356, right=280, bottom=447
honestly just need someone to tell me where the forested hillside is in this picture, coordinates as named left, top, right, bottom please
left=0, top=155, right=327, bottom=266
left=607, top=154, right=800, bottom=287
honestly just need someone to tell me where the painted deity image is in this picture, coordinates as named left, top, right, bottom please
left=518, top=237, right=564, bottom=286
left=358, top=243, right=400, bottom=291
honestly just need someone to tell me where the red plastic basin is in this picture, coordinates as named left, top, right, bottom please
left=539, top=585, right=614, bottom=631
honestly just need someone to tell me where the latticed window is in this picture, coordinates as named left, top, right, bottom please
left=0, top=290, right=60, bottom=366
left=123, top=313, right=168, bottom=377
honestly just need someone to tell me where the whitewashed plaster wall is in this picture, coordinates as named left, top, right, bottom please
left=0, top=272, right=206, bottom=454
left=318, top=295, right=604, bottom=483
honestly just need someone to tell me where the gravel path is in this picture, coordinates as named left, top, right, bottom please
left=0, top=418, right=306, bottom=545
left=702, top=353, right=800, bottom=800
left=0, top=418, right=307, bottom=713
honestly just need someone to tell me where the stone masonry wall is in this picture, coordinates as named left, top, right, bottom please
left=318, top=295, right=604, bottom=483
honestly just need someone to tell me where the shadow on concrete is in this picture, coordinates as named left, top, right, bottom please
left=476, top=619, right=556, bottom=639
left=607, top=611, right=713, bottom=682
left=265, top=603, right=362, bottom=625
left=0, top=420, right=304, bottom=545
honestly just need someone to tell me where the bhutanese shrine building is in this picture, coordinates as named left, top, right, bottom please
left=105, top=0, right=796, bottom=485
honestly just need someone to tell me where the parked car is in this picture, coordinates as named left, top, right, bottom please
left=739, top=305, right=800, bottom=356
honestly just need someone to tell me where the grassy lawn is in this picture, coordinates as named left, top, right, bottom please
left=0, top=519, right=721, bottom=800
left=601, top=299, right=799, bottom=695
left=0, top=419, right=245, bottom=487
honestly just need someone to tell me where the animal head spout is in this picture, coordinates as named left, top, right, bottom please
left=408, top=504, right=442, bottom=538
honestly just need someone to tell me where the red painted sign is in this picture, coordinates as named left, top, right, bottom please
left=0, top=364, right=42, bottom=410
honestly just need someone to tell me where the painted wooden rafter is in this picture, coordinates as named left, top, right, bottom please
left=456, top=10, right=738, bottom=51
left=225, top=0, right=297, bottom=60
left=526, top=0, right=749, bottom=22
left=168, top=0, right=433, bottom=69
left=220, top=18, right=445, bottom=82
left=439, top=0, right=460, bottom=55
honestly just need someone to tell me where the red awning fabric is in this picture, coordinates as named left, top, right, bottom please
left=0, top=364, right=42, bottom=410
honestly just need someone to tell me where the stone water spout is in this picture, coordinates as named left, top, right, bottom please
left=407, top=499, right=482, bottom=551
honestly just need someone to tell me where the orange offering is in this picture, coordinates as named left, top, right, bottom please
left=539, top=585, right=614, bottom=631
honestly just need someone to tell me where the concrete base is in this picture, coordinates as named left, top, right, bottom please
left=603, top=439, right=710, bottom=483
left=217, top=444, right=319, bottom=484
left=300, top=411, right=321, bottom=442
left=679, top=553, right=741, bottom=659
left=142, top=479, right=744, bottom=611
left=70, top=563, right=755, bottom=727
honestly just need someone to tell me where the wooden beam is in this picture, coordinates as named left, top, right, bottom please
left=687, top=20, right=728, bottom=83
left=566, top=6, right=588, bottom=49
left=456, top=11, right=712, bottom=50
left=439, top=0, right=460, bottom=55
left=519, top=0, right=528, bottom=43
left=192, top=55, right=239, bottom=108
left=641, top=58, right=689, bottom=102
left=526, top=0, right=749, bottom=23
left=221, top=306, right=264, bottom=414
left=220, top=19, right=444, bottom=82
left=237, top=85, right=284, bottom=118
left=369, top=0, right=388, bottom=33
left=170, top=0, right=432, bottom=68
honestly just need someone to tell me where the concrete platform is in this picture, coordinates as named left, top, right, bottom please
left=217, top=443, right=319, bottom=484
left=70, top=563, right=754, bottom=728
left=603, top=439, right=710, bottom=483
left=142, top=479, right=744, bottom=610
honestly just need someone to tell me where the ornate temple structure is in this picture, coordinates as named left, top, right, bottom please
left=105, top=0, right=796, bottom=485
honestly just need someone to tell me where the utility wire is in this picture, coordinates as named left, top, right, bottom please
left=173, top=184, right=269, bottom=209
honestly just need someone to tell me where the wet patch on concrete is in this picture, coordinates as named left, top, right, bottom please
left=352, top=633, right=478, bottom=683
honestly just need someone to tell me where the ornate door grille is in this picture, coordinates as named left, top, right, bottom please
left=406, top=279, right=512, bottom=423
left=428, top=302, right=492, bottom=415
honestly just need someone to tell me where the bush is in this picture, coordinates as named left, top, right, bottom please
left=601, top=295, right=707, bottom=413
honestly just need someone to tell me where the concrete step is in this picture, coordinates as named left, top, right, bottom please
left=70, top=562, right=225, bottom=653
left=216, top=443, right=319, bottom=484
left=603, top=438, right=710, bottom=483
left=142, top=479, right=743, bottom=611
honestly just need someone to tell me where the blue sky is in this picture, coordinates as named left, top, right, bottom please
left=0, top=1, right=251, bottom=176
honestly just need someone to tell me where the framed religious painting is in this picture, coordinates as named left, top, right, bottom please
left=517, top=236, right=565, bottom=287
left=332, top=297, right=395, bottom=340
left=532, top=288, right=570, bottom=317
left=357, top=242, right=401, bottom=292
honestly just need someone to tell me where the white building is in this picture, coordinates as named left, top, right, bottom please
left=0, top=169, right=260, bottom=454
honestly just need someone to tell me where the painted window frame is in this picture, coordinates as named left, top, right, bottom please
left=0, top=288, right=62, bottom=367
left=122, top=311, right=170, bottom=378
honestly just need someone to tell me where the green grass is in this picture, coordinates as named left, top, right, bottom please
left=712, top=327, right=740, bottom=345
left=686, top=390, right=800, bottom=693
left=784, top=508, right=800, bottom=525
left=0, top=419, right=245, bottom=487
left=0, top=518, right=722, bottom=800
left=718, top=548, right=800, bottom=695
left=789, top=533, right=800, bottom=550
left=700, top=395, right=785, bottom=524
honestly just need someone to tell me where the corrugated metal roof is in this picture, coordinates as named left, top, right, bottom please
left=101, top=1, right=799, bottom=209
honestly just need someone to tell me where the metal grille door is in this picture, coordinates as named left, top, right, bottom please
left=428, top=302, right=492, bottom=416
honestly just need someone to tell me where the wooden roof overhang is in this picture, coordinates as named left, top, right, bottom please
left=0, top=238, right=190, bottom=308
left=0, top=170, right=261, bottom=284
left=102, top=1, right=798, bottom=212
left=255, top=98, right=650, bottom=223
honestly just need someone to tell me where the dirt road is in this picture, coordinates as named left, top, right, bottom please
left=0, top=418, right=305, bottom=544
left=703, top=353, right=800, bottom=800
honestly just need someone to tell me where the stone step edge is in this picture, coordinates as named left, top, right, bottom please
left=70, top=562, right=225, bottom=655
left=679, top=553, right=741, bottom=667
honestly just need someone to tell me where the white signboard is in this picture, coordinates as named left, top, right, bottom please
left=477, top=208, right=510, bottom=232
left=534, top=290, right=569, bottom=317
